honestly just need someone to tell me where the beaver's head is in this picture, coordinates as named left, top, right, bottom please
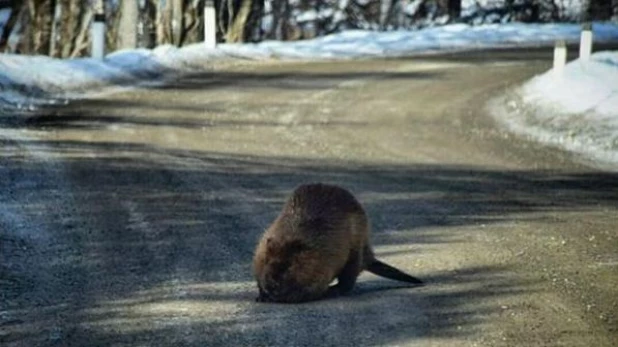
left=256, top=237, right=314, bottom=303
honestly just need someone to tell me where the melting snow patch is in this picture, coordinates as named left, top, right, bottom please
left=490, top=51, right=618, bottom=171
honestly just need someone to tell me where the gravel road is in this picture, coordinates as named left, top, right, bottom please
left=1, top=47, right=617, bottom=346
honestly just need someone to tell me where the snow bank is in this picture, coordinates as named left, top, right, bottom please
left=490, top=51, right=618, bottom=170
left=222, top=22, right=618, bottom=59
left=522, top=52, right=618, bottom=117
left=0, top=44, right=225, bottom=110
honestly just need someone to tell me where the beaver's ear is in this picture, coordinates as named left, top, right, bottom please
left=266, top=237, right=277, bottom=253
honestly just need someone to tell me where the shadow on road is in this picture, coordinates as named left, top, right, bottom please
left=0, top=111, right=369, bottom=130
left=153, top=70, right=442, bottom=91
left=395, top=43, right=618, bottom=64
left=1, top=138, right=616, bottom=345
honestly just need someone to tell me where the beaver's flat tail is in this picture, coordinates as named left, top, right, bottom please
left=366, top=259, right=424, bottom=285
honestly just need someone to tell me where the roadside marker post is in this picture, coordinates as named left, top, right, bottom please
left=204, top=0, right=217, bottom=49
left=91, top=1, right=105, bottom=59
left=579, top=22, right=593, bottom=62
left=553, top=40, right=566, bottom=77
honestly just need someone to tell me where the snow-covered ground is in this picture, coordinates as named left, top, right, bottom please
left=490, top=51, right=618, bottom=171
left=0, top=21, right=617, bottom=170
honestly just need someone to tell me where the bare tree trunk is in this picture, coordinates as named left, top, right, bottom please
left=270, top=0, right=290, bottom=40
left=448, top=0, right=460, bottom=21
left=52, top=0, right=64, bottom=57
left=585, top=0, right=612, bottom=21
left=20, top=0, right=53, bottom=55
left=393, top=0, right=407, bottom=28
left=0, top=1, right=23, bottom=52
left=137, top=0, right=157, bottom=48
left=269, top=0, right=280, bottom=39
left=48, top=0, right=61, bottom=56
left=171, top=0, right=184, bottom=45
left=181, top=0, right=202, bottom=45
left=381, top=0, right=407, bottom=30
left=245, top=0, right=263, bottom=41
left=106, top=0, right=122, bottom=52
left=382, top=0, right=404, bottom=29
left=59, top=0, right=79, bottom=58
left=70, top=5, right=92, bottom=57
left=118, top=0, right=139, bottom=49
left=225, top=0, right=252, bottom=42
left=219, top=0, right=263, bottom=42
left=379, top=0, right=390, bottom=29
left=505, top=0, right=514, bottom=13
left=156, top=0, right=173, bottom=45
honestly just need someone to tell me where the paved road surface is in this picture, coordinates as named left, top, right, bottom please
left=2, top=47, right=617, bottom=346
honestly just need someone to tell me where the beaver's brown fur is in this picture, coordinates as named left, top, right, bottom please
left=253, top=183, right=423, bottom=303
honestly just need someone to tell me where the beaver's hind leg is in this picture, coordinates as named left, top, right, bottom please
left=325, top=250, right=361, bottom=298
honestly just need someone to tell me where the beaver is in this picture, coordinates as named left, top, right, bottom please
left=253, top=183, right=423, bottom=303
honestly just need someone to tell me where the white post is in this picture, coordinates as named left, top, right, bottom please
left=204, top=0, right=217, bottom=49
left=553, top=40, right=566, bottom=77
left=579, top=22, right=593, bottom=62
left=91, top=0, right=105, bottom=59
left=49, top=3, right=61, bottom=56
